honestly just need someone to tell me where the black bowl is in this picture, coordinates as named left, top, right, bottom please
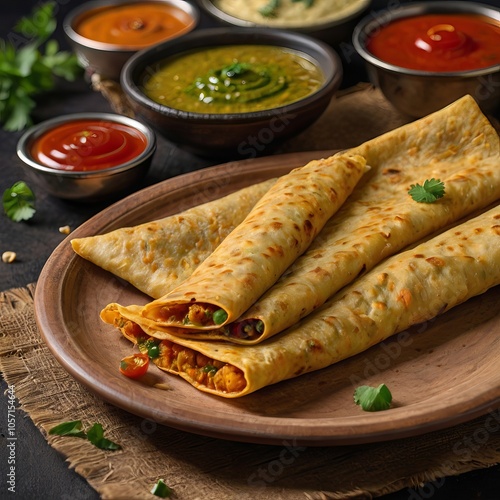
left=120, top=27, right=343, bottom=159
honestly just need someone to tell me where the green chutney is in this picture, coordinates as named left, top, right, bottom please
left=143, top=45, right=325, bottom=114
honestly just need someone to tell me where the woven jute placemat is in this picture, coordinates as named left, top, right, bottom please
left=1, top=290, right=500, bottom=500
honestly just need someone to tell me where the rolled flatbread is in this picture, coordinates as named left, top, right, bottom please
left=71, top=179, right=277, bottom=299
left=133, top=95, right=500, bottom=343
left=140, top=153, right=368, bottom=328
left=101, top=204, right=500, bottom=398
left=222, top=93, right=500, bottom=343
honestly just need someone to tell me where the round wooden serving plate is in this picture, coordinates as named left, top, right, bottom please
left=35, top=151, right=500, bottom=446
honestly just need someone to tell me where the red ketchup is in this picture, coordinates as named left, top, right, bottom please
left=31, top=120, right=148, bottom=171
left=367, top=13, right=500, bottom=72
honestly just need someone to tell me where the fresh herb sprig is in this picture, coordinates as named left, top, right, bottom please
left=2, top=181, right=36, bottom=222
left=49, top=420, right=121, bottom=450
left=408, top=178, right=445, bottom=203
left=354, top=383, right=393, bottom=412
left=151, top=479, right=173, bottom=498
left=259, top=0, right=281, bottom=17
left=0, top=1, right=82, bottom=131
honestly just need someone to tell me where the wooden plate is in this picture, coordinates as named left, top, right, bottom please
left=35, top=151, right=500, bottom=446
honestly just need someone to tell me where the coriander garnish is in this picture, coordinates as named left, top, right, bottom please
left=0, top=1, right=82, bottom=131
left=151, top=479, right=173, bottom=498
left=48, top=420, right=87, bottom=439
left=259, top=0, right=280, bottom=17
left=259, top=0, right=314, bottom=17
left=408, top=178, right=445, bottom=203
left=2, top=181, right=36, bottom=222
left=293, top=0, right=314, bottom=7
left=86, top=423, right=122, bottom=451
left=354, top=383, right=393, bottom=412
left=49, top=420, right=121, bottom=450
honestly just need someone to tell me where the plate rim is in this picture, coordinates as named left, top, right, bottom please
left=34, top=150, right=500, bottom=446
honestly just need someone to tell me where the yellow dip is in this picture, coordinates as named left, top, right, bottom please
left=212, top=0, right=369, bottom=28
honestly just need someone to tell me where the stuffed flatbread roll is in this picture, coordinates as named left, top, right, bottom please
left=71, top=179, right=277, bottom=299
left=101, top=204, right=500, bottom=398
left=215, top=92, right=500, bottom=343
left=140, top=153, right=368, bottom=328
left=123, top=95, right=500, bottom=344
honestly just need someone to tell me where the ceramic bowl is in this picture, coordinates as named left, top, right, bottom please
left=352, top=1, right=500, bottom=117
left=16, top=113, right=156, bottom=201
left=120, top=27, right=343, bottom=158
left=63, top=0, right=200, bottom=80
left=198, top=0, right=371, bottom=47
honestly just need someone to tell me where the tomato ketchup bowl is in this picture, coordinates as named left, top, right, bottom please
left=63, top=0, right=200, bottom=80
left=120, top=27, right=343, bottom=159
left=352, top=1, right=500, bottom=118
left=16, top=113, right=156, bottom=201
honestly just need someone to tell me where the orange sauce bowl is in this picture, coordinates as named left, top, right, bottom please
left=352, top=1, right=500, bottom=118
left=64, top=0, right=200, bottom=80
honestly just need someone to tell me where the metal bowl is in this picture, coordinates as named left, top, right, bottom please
left=352, top=1, right=500, bottom=118
left=16, top=113, right=156, bottom=201
left=199, top=0, right=371, bottom=46
left=63, top=0, right=200, bottom=80
left=198, top=0, right=371, bottom=47
left=120, top=27, right=343, bottom=159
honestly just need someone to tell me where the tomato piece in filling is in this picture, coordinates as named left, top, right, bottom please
left=113, top=318, right=247, bottom=392
left=119, top=353, right=150, bottom=379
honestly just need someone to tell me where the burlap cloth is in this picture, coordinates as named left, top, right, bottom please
left=1, top=86, right=500, bottom=499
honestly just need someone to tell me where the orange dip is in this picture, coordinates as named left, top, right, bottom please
left=75, top=2, right=195, bottom=48
left=367, top=13, right=500, bottom=72
left=31, top=120, right=148, bottom=171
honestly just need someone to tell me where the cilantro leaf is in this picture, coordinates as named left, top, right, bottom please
left=16, top=44, right=39, bottom=77
left=42, top=41, right=82, bottom=81
left=260, top=0, right=313, bottom=16
left=259, top=0, right=280, bottom=17
left=354, top=383, right=392, bottom=412
left=2, top=91, right=36, bottom=131
left=48, top=421, right=121, bottom=450
left=48, top=420, right=87, bottom=438
left=2, top=181, right=36, bottom=222
left=292, top=0, right=314, bottom=6
left=0, top=2, right=82, bottom=131
left=14, top=1, right=57, bottom=44
left=151, top=479, right=173, bottom=498
left=408, top=178, right=445, bottom=203
left=87, top=423, right=122, bottom=450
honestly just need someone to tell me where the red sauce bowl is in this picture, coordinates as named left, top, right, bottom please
left=352, top=1, right=500, bottom=117
left=17, top=113, right=156, bottom=201
left=64, top=0, right=200, bottom=80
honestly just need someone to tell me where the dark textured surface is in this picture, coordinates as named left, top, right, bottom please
left=1, top=1, right=499, bottom=499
